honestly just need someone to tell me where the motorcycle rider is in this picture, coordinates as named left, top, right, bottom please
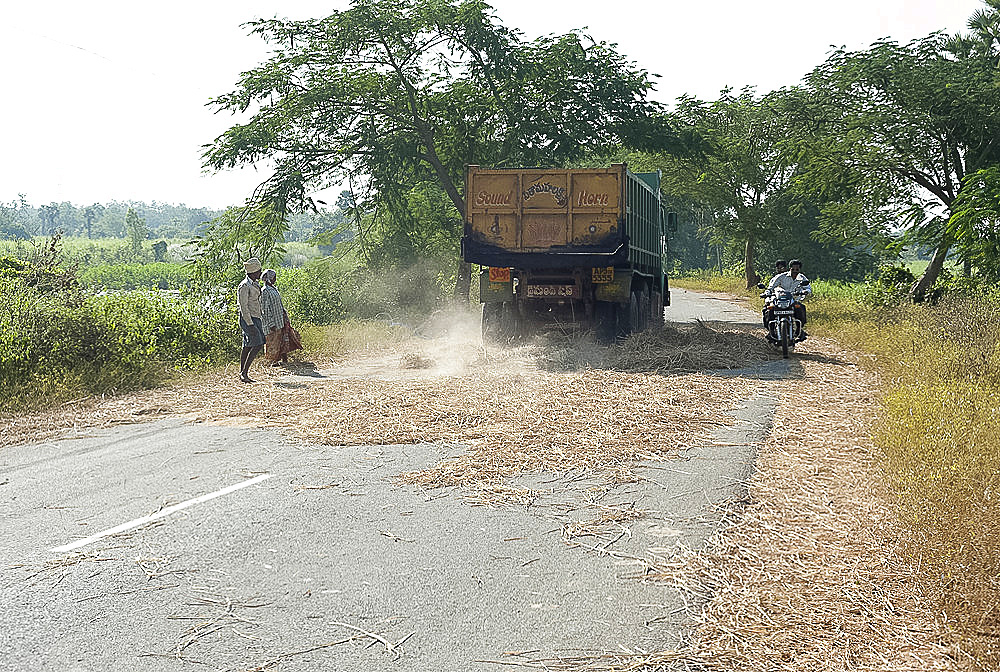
left=761, top=260, right=788, bottom=331
left=766, top=258, right=812, bottom=341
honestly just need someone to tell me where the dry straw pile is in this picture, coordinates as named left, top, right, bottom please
left=2, top=323, right=771, bottom=496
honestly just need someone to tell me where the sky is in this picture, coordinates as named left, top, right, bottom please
left=0, top=0, right=986, bottom=210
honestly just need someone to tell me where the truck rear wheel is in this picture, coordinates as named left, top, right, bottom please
left=627, top=291, right=641, bottom=335
left=651, top=291, right=664, bottom=328
left=595, top=301, right=617, bottom=344
left=639, top=288, right=650, bottom=332
left=482, top=302, right=517, bottom=344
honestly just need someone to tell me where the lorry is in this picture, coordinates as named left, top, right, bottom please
left=462, top=164, right=676, bottom=342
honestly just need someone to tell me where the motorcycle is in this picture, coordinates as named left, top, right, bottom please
left=758, top=280, right=810, bottom=358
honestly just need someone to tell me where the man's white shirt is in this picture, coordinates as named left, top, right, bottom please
left=767, top=271, right=812, bottom=296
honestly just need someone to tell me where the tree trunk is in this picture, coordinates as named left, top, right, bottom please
left=744, top=237, right=759, bottom=289
left=454, top=260, right=472, bottom=303
left=909, top=237, right=952, bottom=303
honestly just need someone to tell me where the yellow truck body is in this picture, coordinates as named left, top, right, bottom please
left=462, top=164, right=673, bottom=341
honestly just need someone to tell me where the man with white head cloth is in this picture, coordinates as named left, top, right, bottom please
left=237, top=257, right=265, bottom=382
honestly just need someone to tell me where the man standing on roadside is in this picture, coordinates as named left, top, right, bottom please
left=237, top=257, right=265, bottom=383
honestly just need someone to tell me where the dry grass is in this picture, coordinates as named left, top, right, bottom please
left=650, top=338, right=961, bottom=671
left=815, top=294, right=1000, bottom=670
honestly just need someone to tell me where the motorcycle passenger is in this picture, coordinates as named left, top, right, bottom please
left=761, top=260, right=788, bottom=331
left=767, top=258, right=812, bottom=341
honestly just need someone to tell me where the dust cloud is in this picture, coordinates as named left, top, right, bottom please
left=316, top=309, right=775, bottom=385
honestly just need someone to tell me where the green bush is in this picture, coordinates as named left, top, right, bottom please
left=876, top=264, right=915, bottom=289
left=275, top=263, right=346, bottom=325
left=0, top=279, right=236, bottom=412
left=0, top=255, right=27, bottom=278
left=271, top=256, right=456, bottom=326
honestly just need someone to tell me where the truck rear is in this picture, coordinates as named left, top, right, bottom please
left=462, top=164, right=674, bottom=342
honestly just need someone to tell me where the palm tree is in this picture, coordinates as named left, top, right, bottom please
left=946, top=0, right=1000, bottom=64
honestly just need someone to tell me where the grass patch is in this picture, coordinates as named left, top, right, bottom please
left=849, top=295, right=1000, bottom=669
left=672, top=272, right=749, bottom=295
left=298, top=319, right=412, bottom=360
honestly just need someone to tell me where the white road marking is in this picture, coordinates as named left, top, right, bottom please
left=50, top=474, right=272, bottom=553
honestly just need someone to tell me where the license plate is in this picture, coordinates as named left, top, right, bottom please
left=592, top=267, right=614, bottom=283
left=488, top=267, right=511, bottom=282
left=526, top=284, right=577, bottom=298
left=773, top=310, right=794, bottom=315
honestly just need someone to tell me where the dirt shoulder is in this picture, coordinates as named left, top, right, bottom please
left=667, top=337, right=959, bottom=670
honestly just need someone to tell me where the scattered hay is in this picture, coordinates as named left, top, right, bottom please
left=475, top=648, right=693, bottom=670
left=538, top=322, right=777, bottom=373
left=2, top=327, right=768, bottom=493
left=399, top=353, right=436, bottom=370
left=612, top=322, right=775, bottom=373
left=655, top=338, right=961, bottom=671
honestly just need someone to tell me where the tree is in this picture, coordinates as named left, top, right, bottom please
left=152, top=240, right=168, bottom=262
left=83, top=205, right=104, bottom=239
left=125, top=207, right=148, bottom=256
left=659, top=88, right=804, bottom=288
left=39, top=204, right=59, bottom=235
left=948, top=166, right=1000, bottom=278
left=946, top=0, right=1000, bottom=66
left=0, top=196, right=31, bottom=241
left=189, top=203, right=288, bottom=286
left=801, top=32, right=1000, bottom=300
left=203, top=0, right=667, bottom=298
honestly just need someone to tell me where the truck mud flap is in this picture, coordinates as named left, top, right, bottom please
left=479, top=269, right=514, bottom=303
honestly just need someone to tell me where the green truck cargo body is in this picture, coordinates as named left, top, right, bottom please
left=462, top=164, right=672, bottom=340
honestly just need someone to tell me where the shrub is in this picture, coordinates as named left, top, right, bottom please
left=876, top=264, right=915, bottom=291
left=273, top=256, right=457, bottom=326
left=275, top=263, right=346, bottom=325
left=0, top=279, right=236, bottom=412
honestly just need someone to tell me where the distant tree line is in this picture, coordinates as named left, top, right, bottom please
left=7, top=0, right=997, bottom=303
left=0, top=197, right=351, bottom=245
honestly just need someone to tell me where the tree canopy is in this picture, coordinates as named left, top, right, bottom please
left=797, top=31, right=1000, bottom=298
left=202, top=0, right=671, bottom=294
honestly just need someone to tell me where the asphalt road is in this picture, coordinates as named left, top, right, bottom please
left=0, top=290, right=785, bottom=672
left=667, top=287, right=762, bottom=325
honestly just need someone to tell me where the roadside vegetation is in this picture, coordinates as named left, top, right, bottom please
left=0, top=231, right=453, bottom=415
left=678, top=269, right=1000, bottom=669
left=814, top=284, right=1000, bottom=669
